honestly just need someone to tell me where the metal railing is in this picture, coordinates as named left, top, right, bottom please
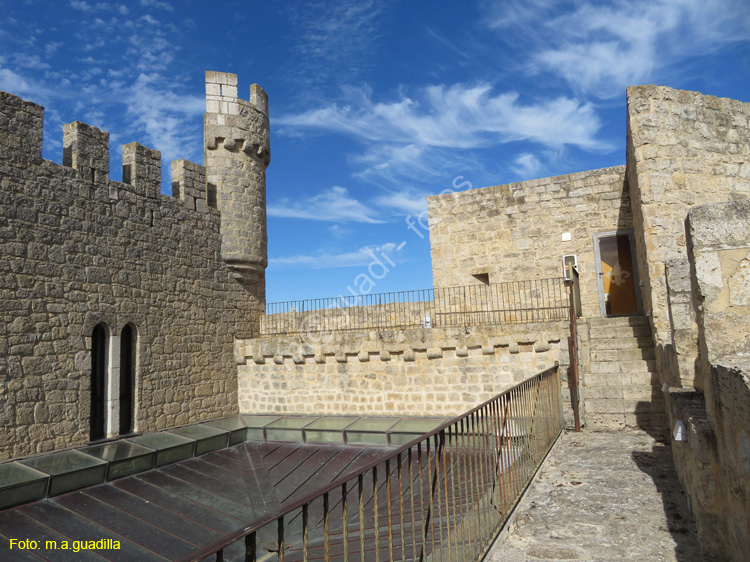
left=565, top=265, right=582, bottom=432
left=261, top=278, right=568, bottom=336
left=179, top=366, right=563, bottom=562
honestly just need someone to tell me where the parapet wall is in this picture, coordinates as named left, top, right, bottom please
left=686, top=200, right=750, bottom=369
left=665, top=200, right=750, bottom=561
left=626, top=85, right=750, bottom=388
left=0, top=91, right=252, bottom=459
left=236, top=323, right=568, bottom=419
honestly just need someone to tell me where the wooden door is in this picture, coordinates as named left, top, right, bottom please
left=595, top=232, right=641, bottom=316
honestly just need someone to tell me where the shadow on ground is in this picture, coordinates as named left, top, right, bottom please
left=634, top=404, right=702, bottom=562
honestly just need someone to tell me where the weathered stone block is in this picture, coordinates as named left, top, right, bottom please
left=426, top=348, right=443, bottom=359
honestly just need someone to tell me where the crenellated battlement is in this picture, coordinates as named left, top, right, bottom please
left=172, top=159, right=213, bottom=213
left=0, top=70, right=267, bottom=459
left=0, top=83, right=257, bottom=460
left=1, top=70, right=269, bottom=342
left=122, top=141, right=161, bottom=197
left=0, top=90, right=220, bottom=217
left=204, top=71, right=270, bottom=166
left=63, top=121, right=110, bottom=183
left=0, top=91, right=44, bottom=163
left=205, top=71, right=269, bottom=118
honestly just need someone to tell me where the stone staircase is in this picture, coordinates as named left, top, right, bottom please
left=583, top=315, right=666, bottom=429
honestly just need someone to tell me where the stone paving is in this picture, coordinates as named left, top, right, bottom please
left=486, top=429, right=703, bottom=562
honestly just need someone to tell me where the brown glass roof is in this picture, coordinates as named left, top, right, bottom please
left=0, top=440, right=391, bottom=561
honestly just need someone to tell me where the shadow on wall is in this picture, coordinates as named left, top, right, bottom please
left=636, top=393, right=669, bottom=442
left=631, top=442, right=702, bottom=562
left=631, top=395, right=706, bottom=561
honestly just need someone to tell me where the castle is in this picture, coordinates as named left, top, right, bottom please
left=1, top=71, right=269, bottom=457
left=1, top=73, right=749, bottom=559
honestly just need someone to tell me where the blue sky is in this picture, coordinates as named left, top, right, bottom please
left=1, top=0, right=748, bottom=303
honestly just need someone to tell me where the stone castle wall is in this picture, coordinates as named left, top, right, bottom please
left=427, top=166, right=635, bottom=429
left=0, top=91, right=252, bottom=459
left=428, top=165, right=630, bottom=319
left=666, top=200, right=750, bottom=561
left=236, top=323, right=568, bottom=419
left=626, top=86, right=750, bottom=389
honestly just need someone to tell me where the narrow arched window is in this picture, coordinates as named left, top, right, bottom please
left=90, top=324, right=107, bottom=441
left=119, top=325, right=135, bottom=435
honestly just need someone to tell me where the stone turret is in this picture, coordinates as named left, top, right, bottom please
left=204, top=71, right=270, bottom=332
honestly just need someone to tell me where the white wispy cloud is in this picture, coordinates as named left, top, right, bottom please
left=484, top=0, right=557, bottom=30
left=286, top=0, right=385, bottom=89
left=270, top=185, right=431, bottom=223
left=425, top=26, right=470, bottom=59
left=45, top=42, right=62, bottom=57
left=140, top=0, right=175, bottom=12
left=2, top=2, right=202, bottom=179
left=279, top=82, right=608, bottom=151
left=70, top=0, right=92, bottom=11
left=271, top=243, right=402, bottom=269
left=0, top=67, right=55, bottom=100
left=268, top=186, right=383, bottom=224
left=511, top=153, right=542, bottom=178
left=70, top=1, right=130, bottom=14
left=350, top=143, right=473, bottom=186
left=328, top=225, right=352, bottom=239
left=487, top=0, right=750, bottom=99
left=13, top=54, right=50, bottom=70
left=123, top=73, right=204, bottom=164
left=372, top=191, right=428, bottom=216
left=278, top=82, right=608, bottom=184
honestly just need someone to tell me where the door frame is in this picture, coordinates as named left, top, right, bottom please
left=592, top=229, right=643, bottom=317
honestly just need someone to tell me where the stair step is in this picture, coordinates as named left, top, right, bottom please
left=584, top=395, right=664, bottom=414
left=586, top=372, right=659, bottom=385
left=592, top=348, right=656, bottom=362
left=589, top=325, right=653, bottom=339
left=588, top=315, right=650, bottom=329
left=589, top=359, right=658, bottom=374
left=590, top=337, right=654, bottom=350
left=585, top=412, right=667, bottom=429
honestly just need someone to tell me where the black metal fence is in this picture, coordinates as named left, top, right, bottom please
left=179, top=366, right=563, bottom=562
left=261, top=278, right=568, bottom=336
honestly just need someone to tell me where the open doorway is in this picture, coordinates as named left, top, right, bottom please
left=593, top=231, right=642, bottom=317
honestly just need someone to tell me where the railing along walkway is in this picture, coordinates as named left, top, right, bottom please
left=261, top=278, right=568, bottom=336
left=181, top=366, right=563, bottom=562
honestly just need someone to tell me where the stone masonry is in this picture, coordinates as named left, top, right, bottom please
left=237, top=323, right=567, bottom=418
left=428, top=165, right=631, bottom=319
left=663, top=200, right=750, bottom=561
left=0, top=72, right=267, bottom=459
left=626, top=86, right=750, bottom=390
left=2, top=74, right=749, bottom=561
left=428, top=86, right=749, bottom=436
left=204, top=71, right=271, bottom=336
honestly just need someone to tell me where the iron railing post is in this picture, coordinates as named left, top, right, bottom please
left=178, top=368, right=564, bottom=562
left=566, top=264, right=582, bottom=432
left=261, top=278, right=570, bottom=336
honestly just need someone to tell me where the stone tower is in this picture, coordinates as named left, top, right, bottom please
left=204, top=71, right=270, bottom=334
